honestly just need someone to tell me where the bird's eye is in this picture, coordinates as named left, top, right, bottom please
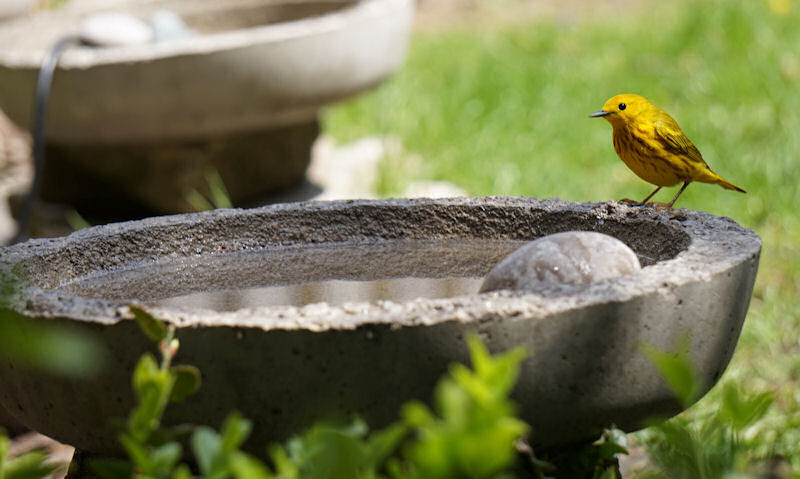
left=618, top=103, right=627, bottom=110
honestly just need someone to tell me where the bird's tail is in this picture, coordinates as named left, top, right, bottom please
left=715, top=177, right=746, bottom=193
left=699, top=169, right=746, bottom=193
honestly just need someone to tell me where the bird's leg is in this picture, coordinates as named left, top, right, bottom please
left=619, top=186, right=661, bottom=205
left=665, top=181, right=690, bottom=208
left=639, top=186, right=662, bottom=205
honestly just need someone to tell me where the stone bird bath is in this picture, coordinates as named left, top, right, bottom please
left=0, top=197, right=760, bottom=454
left=0, top=0, right=413, bottom=213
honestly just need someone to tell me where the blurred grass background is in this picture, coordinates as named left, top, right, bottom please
left=324, top=0, right=800, bottom=469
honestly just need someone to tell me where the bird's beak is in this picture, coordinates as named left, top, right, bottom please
left=589, top=110, right=611, bottom=118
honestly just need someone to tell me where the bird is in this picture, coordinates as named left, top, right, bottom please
left=590, top=93, right=745, bottom=208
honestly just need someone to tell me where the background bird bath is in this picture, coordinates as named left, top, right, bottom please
left=0, top=0, right=413, bottom=214
left=0, top=197, right=760, bottom=456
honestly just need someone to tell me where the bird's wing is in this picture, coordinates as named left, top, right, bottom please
left=654, top=118, right=709, bottom=168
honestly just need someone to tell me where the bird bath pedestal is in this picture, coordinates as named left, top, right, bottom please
left=0, top=0, right=413, bottom=214
left=0, top=197, right=760, bottom=455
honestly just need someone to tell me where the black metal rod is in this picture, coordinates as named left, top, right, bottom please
left=11, top=35, right=81, bottom=244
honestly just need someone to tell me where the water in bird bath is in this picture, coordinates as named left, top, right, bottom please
left=53, top=238, right=527, bottom=311
left=159, top=277, right=486, bottom=311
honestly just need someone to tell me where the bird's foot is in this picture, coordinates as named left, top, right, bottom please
left=618, top=198, right=644, bottom=206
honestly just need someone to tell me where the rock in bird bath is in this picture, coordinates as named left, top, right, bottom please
left=79, top=13, right=154, bottom=47
left=480, top=231, right=641, bottom=293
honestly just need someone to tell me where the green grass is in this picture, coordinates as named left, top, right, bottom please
left=324, top=0, right=800, bottom=472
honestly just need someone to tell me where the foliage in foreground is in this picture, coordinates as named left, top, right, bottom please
left=0, top=429, right=58, bottom=479
left=87, top=308, right=625, bottom=479
left=0, top=303, right=100, bottom=379
left=0, top=285, right=99, bottom=478
left=633, top=341, right=780, bottom=478
left=0, top=306, right=786, bottom=478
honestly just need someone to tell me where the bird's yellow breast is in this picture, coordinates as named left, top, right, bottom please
left=612, top=124, right=691, bottom=187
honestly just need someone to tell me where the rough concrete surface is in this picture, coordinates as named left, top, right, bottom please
left=0, top=197, right=761, bottom=454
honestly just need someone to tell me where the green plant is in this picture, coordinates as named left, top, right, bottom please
left=0, top=288, right=100, bottom=378
left=265, top=418, right=406, bottom=479
left=634, top=341, right=778, bottom=478
left=392, top=336, right=529, bottom=478
left=0, top=429, right=58, bottom=479
left=0, top=309, right=100, bottom=378
left=184, top=169, right=233, bottom=212
left=65, top=209, right=91, bottom=231
left=533, top=429, right=627, bottom=479
left=0, top=282, right=100, bottom=479
left=90, top=306, right=204, bottom=479
left=91, top=309, right=627, bottom=478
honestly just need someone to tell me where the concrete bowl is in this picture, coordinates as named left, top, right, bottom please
left=0, top=0, right=413, bottom=143
left=0, top=197, right=760, bottom=454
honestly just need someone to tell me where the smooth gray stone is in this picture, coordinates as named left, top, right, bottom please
left=80, top=13, right=154, bottom=47
left=481, top=231, right=641, bottom=293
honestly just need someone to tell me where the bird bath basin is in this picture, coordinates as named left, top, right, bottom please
left=0, top=0, right=413, bottom=213
left=0, top=197, right=760, bottom=454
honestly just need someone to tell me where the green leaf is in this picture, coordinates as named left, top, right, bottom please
left=128, top=384, right=167, bottom=442
left=273, top=418, right=404, bottom=479
left=592, top=429, right=629, bottom=460
left=399, top=336, right=531, bottom=478
left=465, top=334, right=528, bottom=397
left=229, top=451, right=274, bottom=479
left=220, top=412, right=252, bottom=453
left=0, top=308, right=102, bottom=377
left=400, top=401, right=435, bottom=428
left=65, top=209, right=91, bottom=230
left=184, top=187, right=215, bottom=212
left=0, top=431, right=9, bottom=472
left=2, top=450, right=58, bottom=479
left=640, top=337, right=701, bottom=408
left=268, top=444, right=299, bottom=477
left=363, top=423, right=407, bottom=467
left=299, top=427, right=365, bottom=479
left=718, top=382, right=774, bottom=431
left=171, top=464, right=194, bottom=479
left=130, top=305, right=168, bottom=342
left=169, top=365, right=202, bottom=403
left=119, top=433, right=150, bottom=470
left=149, top=442, right=183, bottom=477
left=132, top=353, right=161, bottom=395
left=205, top=169, right=233, bottom=209
left=129, top=354, right=174, bottom=442
left=192, top=426, right=222, bottom=476
left=642, top=418, right=707, bottom=477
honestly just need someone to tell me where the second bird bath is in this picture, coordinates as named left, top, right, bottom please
left=0, top=197, right=760, bottom=456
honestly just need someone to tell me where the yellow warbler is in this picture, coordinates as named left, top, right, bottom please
left=590, top=93, right=745, bottom=207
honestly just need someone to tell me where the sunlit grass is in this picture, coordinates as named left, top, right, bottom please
left=324, top=0, right=800, bottom=470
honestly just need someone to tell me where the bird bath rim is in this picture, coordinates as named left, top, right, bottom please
left=2, top=197, right=755, bottom=331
